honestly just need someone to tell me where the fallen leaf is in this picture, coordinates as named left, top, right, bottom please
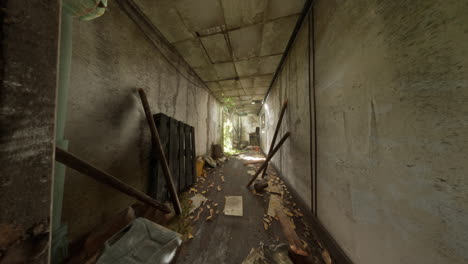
left=190, top=188, right=197, bottom=193
left=194, top=208, right=204, bottom=221
left=322, top=250, right=332, bottom=264
left=217, top=185, right=222, bottom=191
left=208, top=183, right=214, bottom=188
left=207, top=205, right=211, bottom=209
left=221, top=176, right=225, bottom=182
left=214, top=203, right=219, bottom=207
left=263, top=222, right=269, bottom=231
left=188, top=233, right=194, bottom=239
left=285, top=210, right=294, bottom=217
left=206, top=209, right=215, bottom=221
left=201, top=190, right=207, bottom=194
left=216, top=210, right=219, bottom=214
left=294, top=209, right=304, bottom=217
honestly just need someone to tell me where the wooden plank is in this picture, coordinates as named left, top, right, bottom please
left=55, top=147, right=170, bottom=213
left=247, top=132, right=290, bottom=187
left=138, top=89, right=182, bottom=215
left=184, top=125, right=192, bottom=188
left=169, top=118, right=179, bottom=192
left=261, top=99, right=288, bottom=178
left=178, top=121, right=186, bottom=191
left=276, top=209, right=309, bottom=256
left=190, top=126, right=197, bottom=186
left=154, top=114, right=169, bottom=201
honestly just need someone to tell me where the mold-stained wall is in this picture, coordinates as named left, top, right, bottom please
left=260, top=13, right=312, bottom=209
left=61, top=4, right=221, bottom=241
left=0, top=0, right=60, bottom=262
left=262, top=0, right=468, bottom=263
left=314, top=1, right=468, bottom=263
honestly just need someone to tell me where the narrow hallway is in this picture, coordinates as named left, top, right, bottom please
left=176, top=151, right=323, bottom=264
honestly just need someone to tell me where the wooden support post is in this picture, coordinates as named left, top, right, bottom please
left=138, top=88, right=182, bottom=215
left=247, top=132, right=290, bottom=187
left=261, top=99, right=288, bottom=178
left=55, top=147, right=170, bottom=214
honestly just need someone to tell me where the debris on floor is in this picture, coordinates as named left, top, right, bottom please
left=189, top=194, right=208, bottom=214
left=267, top=194, right=283, bottom=218
left=247, top=170, right=256, bottom=176
left=254, top=179, right=269, bottom=192
left=204, top=155, right=217, bottom=168
left=241, top=243, right=293, bottom=264
left=224, top=196, right=243, bottom=216
left=96, top=218, right=182, bottom=264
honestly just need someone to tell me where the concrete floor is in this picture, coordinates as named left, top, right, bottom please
left=175, top=152, right=324, bottom=264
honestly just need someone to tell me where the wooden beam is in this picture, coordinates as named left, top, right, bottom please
left=261, top=99, right=288, bottom=178
left=55, top=147, right=170, bottom=214
left=247, top=132, right=290, bottom=187
left=138, top=88, right=182, bottom=215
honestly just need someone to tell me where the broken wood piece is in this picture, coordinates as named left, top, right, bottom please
left=138, top=88, right=182, bottom=215
left=55, top=147, right=170, bottom=214
left=267, top=194, right=283, bottom=217
left=276, top=209, right=309, bottom=257
left=247, top=132, right=291, bottom=187
left=261, top=99, right=288, bottom=178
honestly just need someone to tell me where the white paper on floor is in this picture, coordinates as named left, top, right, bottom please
left=224, top=196, right=243, bottom=216
left=189, top=194, right=208, bottom=214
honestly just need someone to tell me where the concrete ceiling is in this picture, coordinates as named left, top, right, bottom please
left=134, top=0, right=305, bottom=114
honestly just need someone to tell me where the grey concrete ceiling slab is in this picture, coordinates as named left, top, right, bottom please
left=134, top=0, right=194, bottom=43
left=221, top=0, right=268, bottom=29
left=229, top=24, right=263, bottom=60
left=254, top=74, right=274, bottom=87
left=235, top=55, right=282, bottom=77
left=240, top=77, right=254, bottom=88
left=265, top=0, right=305, bottom=20
left=214, top=62, right=237, bottom=80
left=200, top=33, right=231, bottom=63
left=260, top=15, right=299, bottom=56
left=206, top=81, right=222, bottom=91
left=193, top=65, right=219, bottom=81
left=134, top=0, right=304, bottom=113
left=219, top=79, right=243, bottom=90
left=175, top=0, right=225, bottom=33
left=173, top=38, right=211, bottom=68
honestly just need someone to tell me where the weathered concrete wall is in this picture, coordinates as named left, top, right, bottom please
left=0, top=0, right=60, bottom=263
left=313, top=0, right=468, bottom=263
left=260, top=14, right=312, bottom=208
left=62, top=4, right=221, bottom=242
left=240, top=114, right=259, bottom=143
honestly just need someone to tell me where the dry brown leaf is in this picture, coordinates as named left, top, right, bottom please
left=221, top=176, right=225, bottom=182
left=263, top=222, right=269, bottom=231
left=207, top=205, right=211, bottom=209
left=201, top=190, right=207, bottom=194
left=194, top=208, right=204, bottom=221
left=208, top=183, right=214, bottom=188
left=214, top=203, right=219, bottom=207
left=294, top=209, right=304, bottom=217
left=206, top=209, right=214, bottom=221
left=322, top=250, right=332, bottom=264
left=190, top=188, right=197, bottom=193
left=217, top=185, right=222, bottom=191
left=285, top=210, right=294, bottom=217
left=188, top=233, right=194, bottom=239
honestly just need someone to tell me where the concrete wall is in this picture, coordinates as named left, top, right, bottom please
left=260, top=13, right=312, bottom=209
left=314, top=0, right=468, bottom=263
left=262, top=0, right=468, bottom=263
left=0, top=0, right=60, bottom=262
left=62, top=4, right=221, bottom=241
left=240, top=114, right=259, bottom=143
